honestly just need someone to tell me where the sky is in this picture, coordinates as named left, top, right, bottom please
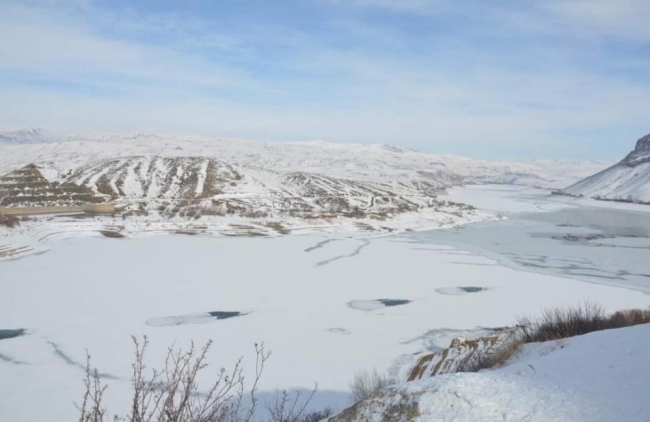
left=0, top=0, right=649, bottom=160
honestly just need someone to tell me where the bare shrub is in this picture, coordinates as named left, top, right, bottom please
left=77, top=352, right=108, bottom=422
left=0, top=214, right=20, bottom=228
left=99, top=230, right=125, bottom=239
left=458, top=304, right=650, bottom=374
left=518, top=303, right=608, bottom=343
left=77, top=337, right=270, bottom=422
left=349, top=369, right=394, bottom=402
left=200, top=206, right=227, bottom=217
left=266, top=386, right=322, bottom=422
left=299, top=409, right=333, bottom=422
left=240, top=210, right=269, bottom=219
left=608, top=308, right=650, bottom=328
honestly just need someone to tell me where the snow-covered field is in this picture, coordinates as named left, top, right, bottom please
left=1, top=186, right=649, bottom=421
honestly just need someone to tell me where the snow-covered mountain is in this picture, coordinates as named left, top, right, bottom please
left=0, top=129, right=614, bottom=224
left=559, top=134, right=650, bottom=204
left=0, top=128, right=69, bottom=144
left=0, top=129, right=609, bottom=189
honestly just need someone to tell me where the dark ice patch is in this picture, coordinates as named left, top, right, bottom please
left=458, top=287, right=486, bottom=293
left=208, top=311, right=244, bottom=320
left=0, top=329, right=26, bottom=341
left=377, top=299, right=411, bottom=307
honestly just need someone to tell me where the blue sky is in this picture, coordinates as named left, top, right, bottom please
left=1, top=0, right=649, bottom=160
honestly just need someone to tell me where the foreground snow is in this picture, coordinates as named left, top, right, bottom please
left=330, top=323, right=650, bottom=422
left=1, top=230, right=649, bottom=421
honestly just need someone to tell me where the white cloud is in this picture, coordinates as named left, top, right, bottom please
left=0, top=4, right=251, bottom=94
left=321, top=0, right=441, bottom=13
left=541, top=0, right=650, bottom=41
left=0, top=0, right=648, bottom=159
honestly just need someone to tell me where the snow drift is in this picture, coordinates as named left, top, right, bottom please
left=328, top=323, right=650, bottom=422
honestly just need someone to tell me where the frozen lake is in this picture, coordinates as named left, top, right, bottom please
left=426, top=186, right=650, bottom=293
left=1, top=186, right=649, bottom=420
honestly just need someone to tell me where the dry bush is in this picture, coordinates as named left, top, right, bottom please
left=199, top=206, right=227, bottom=217
left=518, top=303, right=609, bottom=343
left=240, top=210, right=269, bottom=219
left=297, top=409, right=333, bottom=422
left=77, top=338, right=331, bottom=422
left=459, top=304, right=650, bottom=373
left=349, top=369, right=394, bottom=402
left=265, top=387, right=328, bottom=422
left=608, top=308, right=650, bottom=328
left=0, top=214, right=20, bottom=228
left=77, top=337, right=270, bottom=422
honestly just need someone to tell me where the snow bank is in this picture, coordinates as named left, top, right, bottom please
left=329, top=323, right=650, bottom=422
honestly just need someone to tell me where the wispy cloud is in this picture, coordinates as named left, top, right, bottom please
left=0, top=0, right=648, bottom=159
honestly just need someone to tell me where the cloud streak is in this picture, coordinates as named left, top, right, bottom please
left=0, top=0, right=648, bottom=160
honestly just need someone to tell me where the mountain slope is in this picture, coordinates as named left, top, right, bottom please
left=0, top=130, right=610, bottom=190
left=55, top=155, right=443, bottom=218
left=560, top=134, right=650, bottom=204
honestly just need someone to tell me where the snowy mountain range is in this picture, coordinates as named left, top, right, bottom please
left=0, top=129, right=608, bottom=186
left=0, top=128, right=613, bottom=221
left=560, top=134, right=650, bottom=204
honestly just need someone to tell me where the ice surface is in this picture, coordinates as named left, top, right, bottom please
left=1, top=228, right=649, bottom=420
left=1, top=185, right=649, bottom=421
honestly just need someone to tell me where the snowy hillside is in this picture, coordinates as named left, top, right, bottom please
left=0, top=129, right=608, bottom=190
left=0, top=129, right=615, bottom=260
left=329, top=323, right=650, bottom=422
left=560, top=134, right=650, bottom=204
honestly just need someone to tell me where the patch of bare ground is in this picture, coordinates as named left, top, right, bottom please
left=223, top=225, right=268, bottom=237
left=0, top=214, right=20, bottom=228
left=0, top=245, right=32, bottom=258
left=99, top=230, right=125, bottom=239
left=229, top=224, right=256, bottom=230
left=1, top=164, right=105, bottom=206
left=174, top=230, right=201, bottom=236
left=264, top=222, right=291, bottom=235
left=354, top=222, right=376, bottom=232
left=303, top=214, right=338, bottom=220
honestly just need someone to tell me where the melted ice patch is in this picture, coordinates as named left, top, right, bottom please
left=0, top=329, right=26, bottom=341
left=436, top=287, right=488, bottom=296
left=348, top=299, right=412, bottom=311
left=146, top=311, right=246, bottom=327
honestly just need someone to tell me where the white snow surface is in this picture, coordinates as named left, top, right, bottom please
left=1, top=230, right=649, bottom=421
left=338, top=323, right=650, bottom=422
